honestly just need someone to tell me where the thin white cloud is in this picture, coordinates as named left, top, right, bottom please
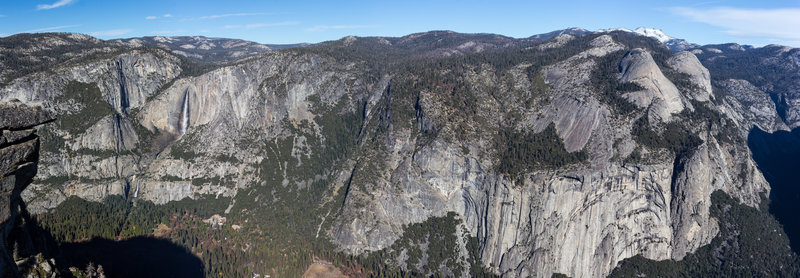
left=22, top=24, right=80, bottom=33
left=0, top=14, right=6, bottom=18
left=671, top=7, right=800, bottom=42
left=200, top=12, right=265, bottom=20
left=36, top=0, right=76, bottom=10
left=89, top=29, right=132, bottom=37
left=306, top=25, right=377, bottom=32
left=146, top=14, right=174, bottom=20
left=226, top=21, right=300, bottom=29
left=151, top=30, right=186, bottom=35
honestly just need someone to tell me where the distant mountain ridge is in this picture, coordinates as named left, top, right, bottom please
left=111, top=36, right=306, bottom=63
left=531, top=27, right=700, bottom=52
left=1, top=28, right=799, bottom=278
left=528, top=27, right=592, bottom=40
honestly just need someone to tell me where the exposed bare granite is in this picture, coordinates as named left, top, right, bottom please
left=0, top=31, right=797, bottom=278
left=0, top=100, right=53, bottom=277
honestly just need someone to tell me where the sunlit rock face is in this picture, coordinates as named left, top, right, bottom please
left=1, top=30, right=796, bottom=277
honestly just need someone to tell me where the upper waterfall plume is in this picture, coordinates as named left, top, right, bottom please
left=180, top=89, right=190, bottom=135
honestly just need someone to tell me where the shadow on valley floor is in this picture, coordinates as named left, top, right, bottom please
left=748, top=126, right=800, bottom=254
left=57, top=237, right=204, bottom=278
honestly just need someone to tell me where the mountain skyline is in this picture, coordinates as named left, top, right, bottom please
left=3, top=27, right=800, bottom=278
left=2, top=0, right=800, bottom=47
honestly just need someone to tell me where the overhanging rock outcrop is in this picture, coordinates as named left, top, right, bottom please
left=0, top=100, right=53, bottom=277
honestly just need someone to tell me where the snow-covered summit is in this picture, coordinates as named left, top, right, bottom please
left=532, top=27, right=699, bottom=52
left=632, top=27, right=674, bottom=43
left=597, top=27, right=697, bottom=51
left=597, top=27, right=673, bottom=42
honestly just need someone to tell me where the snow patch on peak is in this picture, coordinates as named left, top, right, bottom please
left=597, top=27, right=674, bottom=43
left=597, top=27, right=697, bottom=51
left=565, top=27, right=589, bottom=32
left=632, top=27, right=674, bottom=43
left=600, top=27, right=632, bottom=33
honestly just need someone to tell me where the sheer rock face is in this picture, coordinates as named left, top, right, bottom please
left=0, top=101, right=52, bottom=277
left=716, top=79, right=790, bottom=133
left=786, top=95, right=800, bottom=129
left=0, top=32, right=795, bottom=278
left=667, top=51, right=713, bottom=102
left=619, top=48, right=685, bottom=121
left=331, top=37, right=770, bottom=278
left=70, top=114, right=139, bottom=151
left=7, top=49, right=366, bottom=211
left=1, top=50, right=181, bottom=114
left=694, top=44, right=800, bottom=129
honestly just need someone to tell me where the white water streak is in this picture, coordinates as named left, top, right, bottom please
left=180, top=91, right=190, bottom=135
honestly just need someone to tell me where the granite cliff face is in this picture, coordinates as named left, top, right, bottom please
left=0, top=101, right=53, bottom=277
left=692, top=43, right=800, bottom=129
left=328, top=35, right=769, bottom=277
left=0, top=30, right=797, bottom=277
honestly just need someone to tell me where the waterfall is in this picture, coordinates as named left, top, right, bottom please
left=180, top=90, right=190, bottom=135
left=132, top=175, right=139, bottom=198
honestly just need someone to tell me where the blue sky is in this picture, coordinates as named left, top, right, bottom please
left=1, top=0, right=800, bottom=46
